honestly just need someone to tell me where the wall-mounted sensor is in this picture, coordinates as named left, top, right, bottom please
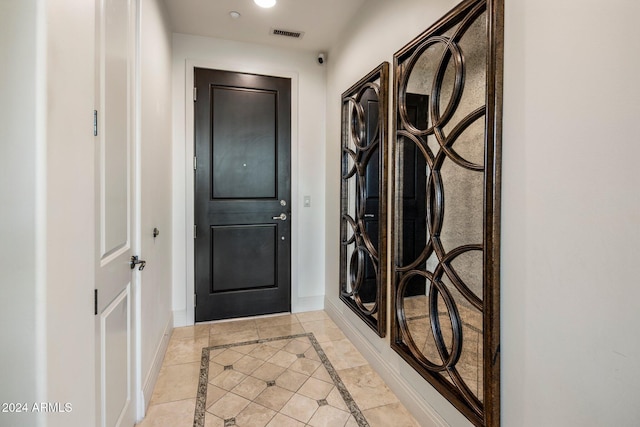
left=317, top=53, right=326, bottom=65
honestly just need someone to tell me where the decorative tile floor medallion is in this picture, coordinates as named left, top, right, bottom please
left=194, top=333, right=369, bottom=427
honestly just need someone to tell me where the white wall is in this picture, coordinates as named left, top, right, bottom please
left=323, top=2, right=474, bottom=425
left=0, top=1, right=45, bottom=426
left=171, top=34, right=327, bottom=325
left=1, top=0, right=175, bottom=425
left=325, top=0, right=640, bottom=426
left=44, top=0, right=97, bottom=425
left=139, top=0, right=174, bottom=413
left=501, top=1, right=640, bottom=425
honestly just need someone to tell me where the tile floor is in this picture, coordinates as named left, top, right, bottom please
left=136, top=311, right=420, bottom=427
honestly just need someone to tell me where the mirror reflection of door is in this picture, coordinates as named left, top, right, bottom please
left=194, top=68, right=292, bottom=322
left=400, top=93, right=428, bottom=298
left=391, top=1, right=503, bottom=424
left=359, top=86, right=379, bottom=305
left=340, top=63, right=388, bottom=337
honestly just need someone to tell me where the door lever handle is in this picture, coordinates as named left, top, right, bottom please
left=272, top=213, right=287, bottom=221
left=130, top=255, right=146, bottom=271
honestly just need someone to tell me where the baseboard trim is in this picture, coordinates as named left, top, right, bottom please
left=325, top=297, right=448, bottom=427
left=141, top=313, right=173, bottom=413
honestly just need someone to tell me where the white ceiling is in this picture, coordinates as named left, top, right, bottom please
left=163, top=0, right=367, bottom=52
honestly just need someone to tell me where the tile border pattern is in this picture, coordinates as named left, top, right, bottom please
left=194, top=332, right=369, bottom=427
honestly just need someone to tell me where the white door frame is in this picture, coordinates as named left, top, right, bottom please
left=183, top=59, right=300, bottom=325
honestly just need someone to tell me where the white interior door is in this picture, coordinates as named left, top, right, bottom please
left=95, top=0, right=137, bottom=426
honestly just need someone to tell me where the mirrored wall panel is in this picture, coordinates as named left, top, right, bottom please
left=391, top=0, right=502, bottom=425
left=340, top=63, right=389, bottom=337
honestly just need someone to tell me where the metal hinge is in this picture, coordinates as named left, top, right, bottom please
left=193, top=156, right=197, bottom=170
left=193, top=87, right=197, bottom=102
left=194, top=294, right=197, bottom=307
left=94, top=289, right=98, bottom=315
left=193, top=224, right=197, bottom=239
left=93, top=110, right=98, bottom=136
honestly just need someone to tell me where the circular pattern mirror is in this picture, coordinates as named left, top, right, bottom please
left=391, top=0, right=503, bottom=425
left=340, top=63, right=389, bottom=337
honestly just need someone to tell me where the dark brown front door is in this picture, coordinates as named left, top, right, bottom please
left=401, top=93, right=428, bottom=297
left=359, top=86, right=380, bottom=304
left=194, top=68, right=291, bottom=322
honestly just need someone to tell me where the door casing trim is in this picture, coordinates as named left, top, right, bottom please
left=183, top=59, right=300, bottom=326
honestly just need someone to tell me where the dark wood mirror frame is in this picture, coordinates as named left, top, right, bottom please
left=390, top=0, right=503, bottom=425
left=340, top=63, right=389, bottom=337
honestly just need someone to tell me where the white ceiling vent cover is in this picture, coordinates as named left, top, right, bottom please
left=270, top=28, right=305, bottom=39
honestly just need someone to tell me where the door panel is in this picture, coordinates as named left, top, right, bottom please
left=102, top=0, right=130, bottom=255
left=101, top=287, right=131, bottom=427
left=211, top=225, right=277, bottom=291
left=195, top=68, right=291, bottom=322
left=212, top=87, right=277, bottom=199
left=95, top=0, right=136, bottom=426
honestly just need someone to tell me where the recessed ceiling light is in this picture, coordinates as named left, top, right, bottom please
left=229, top=11, right=241, bottom=19
left=254, top=0, right=276, bottom=8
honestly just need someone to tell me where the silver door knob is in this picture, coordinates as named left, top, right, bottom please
left=272, top=213, right=287, bottom=221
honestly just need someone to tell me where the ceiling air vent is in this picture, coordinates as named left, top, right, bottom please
left=270, top=28, right=305, bottom=39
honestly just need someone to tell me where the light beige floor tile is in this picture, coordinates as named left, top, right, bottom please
left=209, top=318, right=257, bottom=335
left=210, top=348, right=245, bottom=366
left=235, top=402, right=277, bottom=427
left=210, top=329, right=259, bottom=346
left=150, top=362, right=200, bottom=405
left=205, top=385, right=227, bottom=410
left=301, top=320, right=346, bottom=343
left=204, top=413, right=225, bottom=427
left=304, top=346, right=322, bottom=362
left=265, top=413, right=305, bottom=427
left=249, top=344, right=280, bottom=361
left=362, top=402, right=420, bottom=427
left=282, top=339, right=311, bottom=355
left=275, top=369, right=308, bottom=392
left=295, top=311, right=329, bottom=323
left=337, top=365, right=398, bottom=410
left=251, top=362, right=286, bottom=382
left=325, top=387, right=348, bottom=412
left=231, top=375, right=268, bottom=401
left=139, top=310, right=422, bottom=427
left=163, top=335, right=209, bottom=366
left=209, top=368, right=247, bottom=391
left=311, top=365, right=333, bottom=383
left=322, top=339, right=368, bottom=370
left=255, top=314, right=299, bottom=328
left=344, top=416, right=359, bottom=427
left=264, top=338, right=290, bottom=350
left=206, top=393, right=250, bottom=420
left=171, top=324, right=210, bottom=341
left=279, top=393, right=319, bottom=423
left=268, top=349, right=299, bottom=368
left=307, top=404, right=351, bottom=427
left=258, top=323, right=305, bottom=339
left=232, top=343, right=259, bottom=355
left=298, top=377, right=334, bottom=400
left=254, top=385, right=294, bottom=412
left=300, top=319, right=337, bottom=334
left=208, top=361, right=225, bottom=379
left=233, top=354, right=265, bottom=375
left=288, top=357, right=321, bottom=376
left=136, top=398, right=196, bottom=427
